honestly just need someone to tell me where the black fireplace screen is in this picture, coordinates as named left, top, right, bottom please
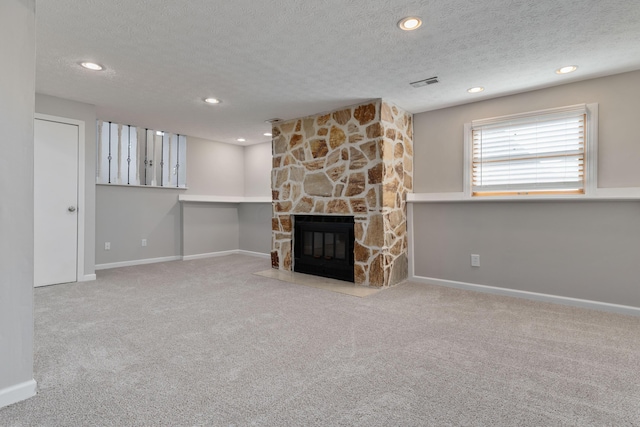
left=294, top=215, right=354, bottom=282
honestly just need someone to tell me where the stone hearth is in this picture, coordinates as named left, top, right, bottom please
left=271, top=99, right=413, bottom=287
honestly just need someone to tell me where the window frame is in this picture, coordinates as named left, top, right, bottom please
left=96, top=121, right=188, bottom=189
left=463, top=103, right=598, bottom=199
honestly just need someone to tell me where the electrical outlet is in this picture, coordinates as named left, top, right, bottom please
left=104, top=242, right=111, bottom=251
left=141, top=239, right=147, bottom=247
left=471, top=254, right=480, bottom=267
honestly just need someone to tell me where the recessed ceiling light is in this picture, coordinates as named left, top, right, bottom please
left=236, top=138, right=246, bottom=142
left=398, top=17, right=422, bottom=31
left=204, top=98, right=221, bottom=104
left=156, top=131, right=164, bottom=136
left=556, top=65, right=578, bottom=74
left=80, top=62, right=104, bottom=71
left=263, top=132, right=273, bottom=137
left=467, top=86, right=484, bottom=93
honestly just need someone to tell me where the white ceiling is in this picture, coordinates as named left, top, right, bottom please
left=35, top=0, right=640, bottom=146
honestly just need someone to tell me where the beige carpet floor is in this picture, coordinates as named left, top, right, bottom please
left=1, top=254, right=639, bottom=426
left=254, top=269, right=381, bottom=297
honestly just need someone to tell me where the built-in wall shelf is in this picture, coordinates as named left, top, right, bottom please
left=407, top=188, right=640, bottom=203
left=178, top=195, right=271, bottom=203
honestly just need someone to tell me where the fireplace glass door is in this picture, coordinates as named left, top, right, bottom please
left=294, top=216, right=354, bottom=282
left=304, top=230, right=347, bottom=261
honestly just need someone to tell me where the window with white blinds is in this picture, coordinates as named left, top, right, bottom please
left=465, top=104, right=597, bottom=197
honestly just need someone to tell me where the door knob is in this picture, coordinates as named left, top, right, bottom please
left=68, top=206, right=76, bottom=212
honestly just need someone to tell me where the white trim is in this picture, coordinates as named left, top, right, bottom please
left=96, top=251, right=270, bottom=270
left=34, top=114, right=87, bottom=284
left=182, top=250, right=270, bottom=261
left=463, top=122, right=472, bottom=198
left=178, top=195, right=271, bottom=203
left=585, top=103, right=598, bottom=196
left=407, top=203, right=415, bottom=279
left=0, top=379, right=37, bottom=409
left=408, top=192, right=466, bottom=202
left=463, top=103, right=598, bottom=199
left=182, top=250, right=238, bottom=261
left=80, top=274, right=96, bottom=282
left=407, top=190, right=640, bottom=203
left=470, top=103, right=589, bottom=126
left=236, top=250, right=271, bottom=259
left=95, top=255, right=181, bottom=270
left=409, top=275, right=640, bottom=316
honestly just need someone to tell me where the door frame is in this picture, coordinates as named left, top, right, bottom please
left=34, top=113, right=87, bottom=283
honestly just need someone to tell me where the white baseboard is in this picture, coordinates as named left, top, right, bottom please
left=182, top=250, right=238, bottom=261
left=80, top=274, right=96, bottom=281
left=410, top=275, right=640, bottom=316
left=0, top=379, right=37, bottom=409
left=183, top=250, right=270, bottom=261
left=236, top=250, right=271, bottom=259
left=95, top=256, right=182, bottom=270
left=95, top=251, right=270, bottom=270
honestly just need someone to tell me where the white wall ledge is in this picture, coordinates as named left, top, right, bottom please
left=407, top=188, right=640, bottom=203
left=178, top=195, right=271, bottom=203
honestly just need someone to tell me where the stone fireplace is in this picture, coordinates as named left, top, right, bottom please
left=271, top=99, right=413, bottom=287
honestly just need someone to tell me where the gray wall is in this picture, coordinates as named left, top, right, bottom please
left=96, top=136, right=243, bottom=265
left=185, top=136, right=244, bottom=196
left=243, top=142, right=272, bottom=197
left=0, top=0, right=35, bottom=401
left=96, top=186, right=182, bottom=264
left=413, top=201, right=640, bottom=307
left=411, top=71, right=640, bottom=308
left=35, top=94, right=97, bottom=276
left=414, top=70, right=640, bottom=192
left=238, top=203, right=272, bottom=254
left=239, top=142, right=272, bottom=254
left=96, top=136, right=273, bottom=265
left=182, top=203, right=240, bottom=256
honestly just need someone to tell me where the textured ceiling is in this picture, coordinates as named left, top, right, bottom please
left=35, top=0, right=640, bottom=146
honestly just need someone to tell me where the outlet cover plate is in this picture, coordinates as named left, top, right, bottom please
left=471, top=254, right=480, bottom=267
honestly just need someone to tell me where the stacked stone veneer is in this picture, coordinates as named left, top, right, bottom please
left=271, top=99, right=413, bottom=287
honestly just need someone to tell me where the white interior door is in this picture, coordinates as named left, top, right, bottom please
left=34, top=119, right=79, bottom=287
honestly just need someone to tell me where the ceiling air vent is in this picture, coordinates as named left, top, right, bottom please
left=410, top=77, right=439, bottom=88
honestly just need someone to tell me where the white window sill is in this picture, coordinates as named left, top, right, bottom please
left=97, top=183, right=188, bottom=190
left=178, top=195, right=271, bottom=203
left=407, top=188, right=640, bottom=203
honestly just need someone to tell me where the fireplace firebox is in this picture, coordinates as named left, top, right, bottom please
left=293, top=215, right=354, bottom=282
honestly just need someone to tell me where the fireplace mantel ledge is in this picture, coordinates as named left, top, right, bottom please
left=179, top=195, right=271, bottom=203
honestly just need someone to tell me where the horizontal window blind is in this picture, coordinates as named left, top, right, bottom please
left=471, top=109, right=586, bottom=196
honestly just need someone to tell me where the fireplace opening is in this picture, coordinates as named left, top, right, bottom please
left=293, top=215, right=354, bottom=282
